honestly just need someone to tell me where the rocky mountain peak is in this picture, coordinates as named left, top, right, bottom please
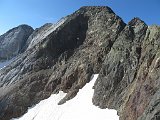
left=129, top=17, right=146, bottom=26
left=128, top=17, right=148, bottom=34
left=70, top=6, right=116, bottom=22
left=0, top=6, right=159, bottom=120
left=78, top=6, right=114, bottom=14
left=0, top=24, right=33, bottom=61
left=17, top=24, right=33, bottom=30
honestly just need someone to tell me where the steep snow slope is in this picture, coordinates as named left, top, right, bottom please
left=13, top=74, right=119, bottom=120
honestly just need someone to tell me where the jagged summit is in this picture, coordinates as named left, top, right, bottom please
left=128, top=17, right=148, bottom=35
left=0, top=6, right=159, bottom=120
left=129, top=17, right=147, bottom=25
left=77, top=6, right=115, bottom=13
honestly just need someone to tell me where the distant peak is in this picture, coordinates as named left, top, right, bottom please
left=0, top=24, right=33, bottom=37
left=128, top=17, right=148, bottom=34
left=128, top=17, right=147, bottom=26
left=17, top=24, right=34, bottom=30
left=18, top=24, right=32, bottom=27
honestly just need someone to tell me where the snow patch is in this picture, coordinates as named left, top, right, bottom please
left=13, top=74, right=119, bottom=120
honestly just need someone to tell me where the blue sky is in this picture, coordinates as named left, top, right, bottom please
left=0, top=0, right=160, bottom=35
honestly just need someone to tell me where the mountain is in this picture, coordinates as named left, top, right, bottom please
left=0, top=25, right=33, bottom=61
left=0, top=6, right=160, bottom=120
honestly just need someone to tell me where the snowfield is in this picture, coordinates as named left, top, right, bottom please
left=12, top=74, right=119, bottom=120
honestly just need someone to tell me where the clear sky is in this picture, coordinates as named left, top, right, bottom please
left=0, top=0, right=160, bottom=35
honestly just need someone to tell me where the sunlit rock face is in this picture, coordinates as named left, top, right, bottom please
left=0, top=25, right=33, bottom=61
left=0, top=6, right=159, bottom=120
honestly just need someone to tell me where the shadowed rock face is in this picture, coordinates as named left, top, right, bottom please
left=0, top=25, right=34, bottom=61
left=0, top=6, right=159, bottom=120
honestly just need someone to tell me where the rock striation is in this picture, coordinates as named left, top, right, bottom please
left=0, top=6, right=159, bottom=120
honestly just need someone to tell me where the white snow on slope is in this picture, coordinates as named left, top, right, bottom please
left=13, top=74, right=119, bottom=120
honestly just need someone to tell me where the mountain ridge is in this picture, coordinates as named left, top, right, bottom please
left=0, top=6, right=159, bottom=120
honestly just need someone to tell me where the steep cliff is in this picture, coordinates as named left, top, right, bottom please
left=0, top=6, right=159, bottom=120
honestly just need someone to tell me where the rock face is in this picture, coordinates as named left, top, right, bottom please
left=92, top=20, right=160, bottom=120
left=0, top=25, right=33, bottom=61
left=0, top=6, right=159, bottom=120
